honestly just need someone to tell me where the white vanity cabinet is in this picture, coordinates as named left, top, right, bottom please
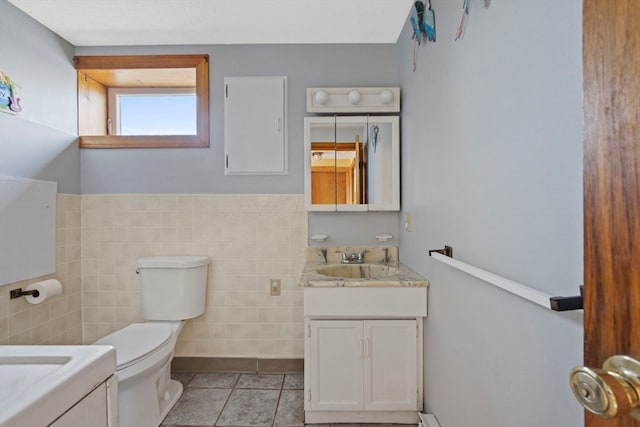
left=303, top=286, right=426, bottom=424
left=307, top=319, right=418, bottom=412
left=0, top=346, right=117, bottom=427
left=50, top=375, right=118, bottom=427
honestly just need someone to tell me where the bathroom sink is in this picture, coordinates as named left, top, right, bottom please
left=300, top=261, right=429, bottom=288
left=0, top=345, right=116, bottom=427
left=316, top=264, right=400, bottom=279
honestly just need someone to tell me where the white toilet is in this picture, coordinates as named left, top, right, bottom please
left=94, top=255, right=210, bottom=427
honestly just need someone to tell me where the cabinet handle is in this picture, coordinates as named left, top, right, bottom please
left=365, top=338, right=370, bottom=358
left=359, top=338, right=364, bottom=358
left=277, top=118, right=282, bottom=132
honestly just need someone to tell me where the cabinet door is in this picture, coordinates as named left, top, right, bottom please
left=50, top=383, right=108, bottom=427
left=334, top=117, right=368, bottom=212
left=363, top=320, right=418, bottom=410
left=224, top=76, right=287, bottom=175
left=366, top=116, right=400, bottom=211
left=304, top=116, right=400, bottom=211
left=309, top=320, right=364, bottom=410
left=305, top=116, right=338, bottom=211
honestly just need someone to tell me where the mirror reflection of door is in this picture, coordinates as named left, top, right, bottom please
left=309, top=122, right=337, bottom=205
left=335, top=121, right=366, bottom=205
left=307, top=115, right=399, bottom=210
left=310, top=121, right=367, bottom=205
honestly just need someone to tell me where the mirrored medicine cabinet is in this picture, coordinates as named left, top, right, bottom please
left=304, top=115, right=399, bottom=211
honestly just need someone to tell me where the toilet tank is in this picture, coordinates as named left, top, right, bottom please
left=136, top=256, right=210, bottom=320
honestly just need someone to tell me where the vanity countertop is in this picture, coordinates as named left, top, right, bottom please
left=300, top=262, right=429, bottom=288
left=0, top=345, right=116, bottom=427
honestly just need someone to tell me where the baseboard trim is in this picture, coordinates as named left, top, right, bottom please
left=258, top=357, right=304, bottom=373
left=305, top=410, right=419, bottom=424
left=171, top=357, right=303, bottom=374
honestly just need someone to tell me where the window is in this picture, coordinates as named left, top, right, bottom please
left=74, top=55, right=209, bottom=148
left=108, top=87, right=197, bottom=136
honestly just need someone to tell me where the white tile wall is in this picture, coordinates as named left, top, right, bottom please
left=81, top=194, right=307, bottom=358
left=0, top=194, right=83, bottom=345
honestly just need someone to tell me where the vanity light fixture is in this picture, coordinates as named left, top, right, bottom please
left=306, top=87, right=400, bottom=113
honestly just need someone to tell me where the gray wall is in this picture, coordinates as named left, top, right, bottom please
left=0, top=1, right=79, bottom=194
left=308, top=211, right=399, bottom=247
left=76, top=44, right=397, bottom=195
left=76, top=44, right=401, bottom=243
left=396, top=1, right=584, bottom=426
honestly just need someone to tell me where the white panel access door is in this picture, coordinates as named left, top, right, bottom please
left=224, top=76, right=287, bottom=175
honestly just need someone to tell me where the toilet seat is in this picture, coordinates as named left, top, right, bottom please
left=94, top=323, right=173, bottom=370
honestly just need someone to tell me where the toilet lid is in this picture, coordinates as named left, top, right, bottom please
left=94, top=323, right=173, bottom=369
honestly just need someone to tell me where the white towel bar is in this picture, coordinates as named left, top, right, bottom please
left=428, top=246, right=582, bottom=311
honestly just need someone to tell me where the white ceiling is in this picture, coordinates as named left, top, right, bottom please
left=8, top=0, right=414, bottom=46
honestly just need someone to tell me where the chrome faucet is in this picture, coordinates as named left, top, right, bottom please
left=341, top=251, right=367, bottom=264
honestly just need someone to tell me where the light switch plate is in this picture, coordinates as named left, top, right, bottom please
left=404, top=212, right=413, bottom=232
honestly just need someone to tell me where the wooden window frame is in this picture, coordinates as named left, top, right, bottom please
left=74, top=54, right=209, bottom=149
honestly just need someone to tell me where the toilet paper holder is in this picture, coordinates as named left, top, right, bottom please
left=10, top=287, right=40, bottom=300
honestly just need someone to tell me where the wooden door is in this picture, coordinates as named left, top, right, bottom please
left=583, top=0, right=640, bottom=426
left=311, top=168, right=337, bottom=204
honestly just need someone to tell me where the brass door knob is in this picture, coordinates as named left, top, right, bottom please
left=570, top=355, right=640, bottom=420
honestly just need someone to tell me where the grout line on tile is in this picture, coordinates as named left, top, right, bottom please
left=211, top=386, right=234, bottom=427
left=271, top=389, right=284, bottom=427
left=230, top=372, right=240, bottom=389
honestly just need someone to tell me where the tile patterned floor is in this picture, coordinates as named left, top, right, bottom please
left=163, top=372, right=417, bottom=427
left=162, top=372, right=304, bottom=427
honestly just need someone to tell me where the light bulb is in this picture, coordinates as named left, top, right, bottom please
left=348, top=90, right=361, bottom=104
left=314, top=90, right=329, bottom=105
left=380, top=90, right=393, bottom=104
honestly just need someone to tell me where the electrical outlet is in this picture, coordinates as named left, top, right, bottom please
left=270, top=279, right=281, bottom=296
left=404, top=212, right=413, bottom=232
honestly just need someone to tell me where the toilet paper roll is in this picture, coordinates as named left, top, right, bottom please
left=25, top=279, right=62, bottom=304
